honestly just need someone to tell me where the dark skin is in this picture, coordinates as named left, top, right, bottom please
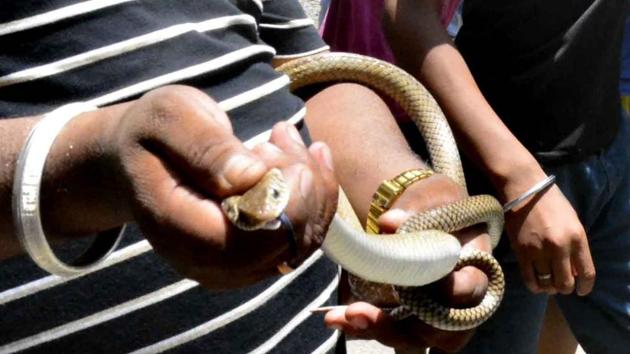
left=305, top=83, right=490, bottom=353
left=0, top=74, right=490, bottom=351
left=0, top=85, right=338, bottom=290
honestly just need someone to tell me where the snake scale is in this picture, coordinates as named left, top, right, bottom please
left=223, top=52, right=505, bottom=331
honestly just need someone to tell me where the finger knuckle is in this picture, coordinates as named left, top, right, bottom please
left=142, top=86, right=213, bottom=127
left=525, top=283, right=542, bottom=294
left=191, top=137, right=232, bottom=170
left=518, top=241, right=541, bottom=256
left=147, top=85, right=207, bottom=107
left=542, top=235, right=565, bottom=251
left=558, top=279, right=575, bottom=292
left=582, top=269, right=596, bottom=281
left=567, top=224, right=586, bottom=238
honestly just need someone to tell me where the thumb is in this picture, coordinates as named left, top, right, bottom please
left=437, top=266, right=489, bottom=307
left=378, top=208, right=412, bottom=233
left=141, top=87, right=269, bottom=198
left=192, top=135, right=269, bottom=197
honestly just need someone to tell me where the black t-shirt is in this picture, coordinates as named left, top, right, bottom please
left=456, top=0, right=628, bottom=163
left=0, top=1, right=341, bottom=353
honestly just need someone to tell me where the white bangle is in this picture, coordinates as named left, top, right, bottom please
left=12, top=102, right=125, bottom=277
left=503, top=175, right=556, bottom=213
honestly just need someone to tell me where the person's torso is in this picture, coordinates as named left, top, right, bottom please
left=457, top=0, right=627, bottom=162
left=0, top=1, right=339, bottom=353
left=0, top=0, right=324, bottom=139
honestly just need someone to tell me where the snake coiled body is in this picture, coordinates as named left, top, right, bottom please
left=224, top=53, right=505, bottom=331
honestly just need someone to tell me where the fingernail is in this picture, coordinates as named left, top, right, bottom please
left=255, top=142, right=283, bottom=156
left=300, top=167, right=313, bottom=199
left=317, top=143, right=334, bottom=171
left=349, top=317, right=368, bottom=330
left=473, top=284, right=485, bottom=299
left=327, top=324, right=344, bottom=331
left=382, top=208, right=409, bottom=224
left=576, top=286, right=586, bottom=296
left=286, top=124, right=305, bottom=146
left=223, top=154, right=265, bottom=188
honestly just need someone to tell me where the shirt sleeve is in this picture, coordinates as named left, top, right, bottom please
left=259, top=0, right=329, bottom=59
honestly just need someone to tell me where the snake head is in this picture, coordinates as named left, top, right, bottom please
left=221, top=195, right=242, bottom=225
left=221, top=168, right=290, bottom=231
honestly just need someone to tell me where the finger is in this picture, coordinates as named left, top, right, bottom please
left=252, top=141, right=338, bottom=267
left=251, top=141, right=284, bottom=162
left=378, top=208, right=412, bottom=233
left=515, top=253, right=542, bottom=293
left=280, top=139, right=338, bottom=265
left=572, top=239, right=596, bottom=296
left=250, top=140, right=316, bottom=263
left=324, top=302, right=474, bottom=353
left=280, top=163, right=315, bottom=263
left=457, top=225, right=492, bottom=252
left=551, top=254, right=575, bottom=294
left=324, top=302, right=415, bottom=346
left=129, top=151, right=228, bottom=242
left=436, top=265, right=489, bottom=308
left=141, top=86, right=268, bottom=198
left=269, top=122, right=307, bottom=155
left=324, top=302, right=387, bottom=334
left=532, top=258, right=555, bottom=294
left=308, top=142, right=337, bottom=194
left=377, top=174, right=466, bottom=233
left=130, top=151, right=286, bottom=275
left=343, top=302, right=472, bottom=353
left=308, top=141, right=340, bottom=241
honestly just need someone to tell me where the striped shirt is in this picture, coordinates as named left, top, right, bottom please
left=0, top=1, right=340, bottom=353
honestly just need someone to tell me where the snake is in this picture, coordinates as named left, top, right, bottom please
left=222, top=52, right=505, bottom=331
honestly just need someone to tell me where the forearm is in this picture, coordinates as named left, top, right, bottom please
left=383, top=0, right=546, bottom=201
left=0, top=103, right=133, bottom=260
left=0, top=117, right=38, bottom=258
left=304, top=83, right=428, bottom=222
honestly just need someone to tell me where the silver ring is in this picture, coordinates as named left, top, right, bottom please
left=536, top=273, right=552, bottom=281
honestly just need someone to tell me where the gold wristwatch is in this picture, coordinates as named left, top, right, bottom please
left=365, top=169, right=434, bottom=234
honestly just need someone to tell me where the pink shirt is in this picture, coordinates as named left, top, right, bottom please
left=320, top=0, right=460, bottom=63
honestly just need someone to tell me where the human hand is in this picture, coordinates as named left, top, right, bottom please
left=504, top=182, right=595, bottom=296
left=107, top=85, right=337, bottom=289
left=325, top=174, right=491, bottom=352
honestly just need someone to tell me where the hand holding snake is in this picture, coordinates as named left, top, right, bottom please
left=223, top=53, right=505, bottom=331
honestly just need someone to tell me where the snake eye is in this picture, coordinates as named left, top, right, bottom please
left=272, top=188, right=280, bottom=199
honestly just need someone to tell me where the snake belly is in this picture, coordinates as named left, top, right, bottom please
left=226, top=52, right=506, bottom=331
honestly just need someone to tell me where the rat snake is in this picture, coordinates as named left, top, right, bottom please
left=222, top=53, right=505, bottom=331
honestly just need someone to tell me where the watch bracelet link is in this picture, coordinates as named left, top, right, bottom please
left=365, top=169, right=434, bottom=234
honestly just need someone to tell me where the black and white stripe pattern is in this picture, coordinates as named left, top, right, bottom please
left=0, top=1, right=337, bottom=353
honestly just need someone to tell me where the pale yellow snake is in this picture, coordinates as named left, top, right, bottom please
left=223, top=53, right=505, bottom=331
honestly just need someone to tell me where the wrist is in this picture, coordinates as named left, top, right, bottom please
left=376, top=173, right=467, bottom=234
left=487, top=155, right=547, bottom=203
left=391, top=173, right=467, bottom=210
left=39, top=103, right=133, bottom=238
left=339, top=156, right=430, bottom=222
